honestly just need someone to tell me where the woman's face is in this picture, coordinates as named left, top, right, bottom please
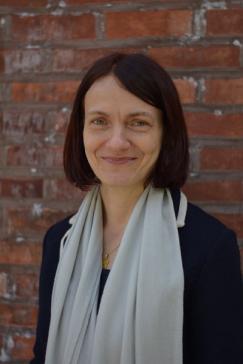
left=83, top=74, right=162, bottom=190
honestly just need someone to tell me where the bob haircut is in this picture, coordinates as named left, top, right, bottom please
left=63, top=52, right=189, bottom=190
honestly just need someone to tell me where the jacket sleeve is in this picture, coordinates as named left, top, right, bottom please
left=186, top=229, right=243, bottom=364
left=29, top=226, right=60, bottom=364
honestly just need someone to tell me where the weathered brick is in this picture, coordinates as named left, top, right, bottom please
left=174, top=78, right=196, bottom=104
left=11, top=81, right=79, bottom=103
left=0, top=302, right=37, bottom=327
left=204, top=79, right=243, bottom=104
left=0, top=83, right=10, bottom=102
left=6, top=207, right=72, bottom=235
left=1, top=178, right=43, bottom=198
left=52, top=48, right=139, bottom=72
left=106, top=10, right=192, bottom=39
left=0, top=240, right=41, bottom=265
left=200, top=147, right=243, bottom=171
left=44, top=179, right=84, bottom=200
left=45, top=109, right=70, bottom=134
left=52, top=48, right=109, bottom=72
left=207, top=9, right=243, bottom=36
left=2, top=109, right=69, bottom=140
left=185, top=112, right=243, bottom=138
left=3, top=110, right=46, bottom=140
left=0, top=270, right=38, bottom=300
left=6, top=145, right=63, bottom=167
left=3, top=49, right=48, bottom=74
left=183, top=180, right=243, bottom=202
left=149, top=46, right=240, bottom=68
left=213, top=213, right=243, bottom=239
left=11, top=14, right=96, bottom=42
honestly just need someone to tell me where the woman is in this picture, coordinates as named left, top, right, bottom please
left=30, top=53, right=243, bottom=364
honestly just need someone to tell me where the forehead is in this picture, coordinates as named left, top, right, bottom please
left=84, top=74, right=161, bottom=117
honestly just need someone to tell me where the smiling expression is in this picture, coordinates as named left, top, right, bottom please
left=83, top=74, right=163, bottom=190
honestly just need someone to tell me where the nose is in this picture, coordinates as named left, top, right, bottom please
left=106, top=125, right=130, bottom=150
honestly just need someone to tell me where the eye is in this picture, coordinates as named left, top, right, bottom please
left=129, top=120, right=150, bottom=128
left=90, top=118, right=108, bottom=127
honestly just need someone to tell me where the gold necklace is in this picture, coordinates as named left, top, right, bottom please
left=102, top=241, right=121, bottom=269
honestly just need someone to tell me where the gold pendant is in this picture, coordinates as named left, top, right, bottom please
left=103, top=253, right=109, bottom=269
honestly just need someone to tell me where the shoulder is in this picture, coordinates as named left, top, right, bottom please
left=44, top=215, right=72, bottom=244
left=41, top=215, right=72, bottom=263
left=182, top=201, right=236, bottom=247
left=180, top=200, right=239, bottom=288
left=171, top=187, right=236, bottom=244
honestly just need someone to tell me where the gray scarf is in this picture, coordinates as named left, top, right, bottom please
left=45, top=185, right=187, bottom=364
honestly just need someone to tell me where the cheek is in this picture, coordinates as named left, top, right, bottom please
left=83, top=132, right=97, bottom=152
left=143, top=135, right=161, bottom=157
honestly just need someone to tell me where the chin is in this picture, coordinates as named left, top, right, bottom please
left=99, top=175, right=141, bottom=188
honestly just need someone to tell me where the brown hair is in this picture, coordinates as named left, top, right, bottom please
left=63, top=52, right=189, bottom=190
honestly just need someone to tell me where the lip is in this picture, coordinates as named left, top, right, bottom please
left=101, top=157, right=137, bottom=165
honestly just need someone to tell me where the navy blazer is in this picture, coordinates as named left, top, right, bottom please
left=30, top=190, right=243, bottom=364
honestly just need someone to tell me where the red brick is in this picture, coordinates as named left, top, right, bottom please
left=44, top=179, right=85, bottom=200
left=213, top=213, right=243, bottom=239
left=11, top=335, right=35, bottom=361
left=106, top=10, right=192, bottom=39
left=200, top=147, right=243, bottom=171
left=149, top=46, right=240, bottom=68
left=12, top=80, right=79, bottom=103
left=0, top=240, right=41, bottom=265
left=207, top=9, right=243, bottom=36
left=7, top=207, right=71, bottom=235
left=1, top=178, right=43, bottom=198
left=6, top=145, right=63, bottom=167
left=11, top=14, right=95, bottom=42
left=13, top=272, right=38, bottom=299
left=174, top=78, right=196, bottom=104
left=204, top=79, right=243, bottom=104
left=0, top=0, right=47, bottom=6
left=185, top=112, right=243, bottom=138
left=183, top=180, right=243, bottom=202
left=3, top=49, right=48, bottom=74
left=0, top=302, right=37, bottom=327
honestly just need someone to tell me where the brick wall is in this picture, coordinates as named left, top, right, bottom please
left=0, top=0, right=243, bottom=362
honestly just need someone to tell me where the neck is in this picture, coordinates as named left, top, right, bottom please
left=100, top=184, right=145, bottom=229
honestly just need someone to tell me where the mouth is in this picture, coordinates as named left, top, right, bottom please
left=101, top=157, right=137, bottom=165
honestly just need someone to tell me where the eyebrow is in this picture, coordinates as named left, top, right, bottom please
left=86, top=110, right=153, bottom=118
